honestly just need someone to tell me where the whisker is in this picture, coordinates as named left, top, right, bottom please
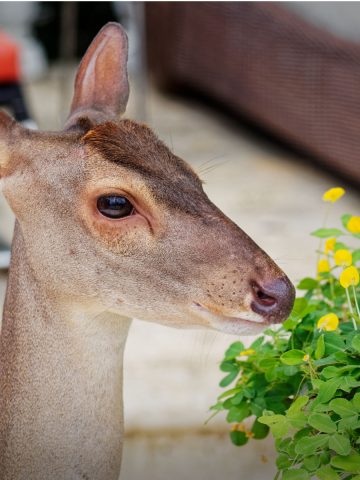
left=199, top=160, right=229, bottom=176
left=196, top=153, right=229, bottom=176
left=198, top=154, right=227, bottom=170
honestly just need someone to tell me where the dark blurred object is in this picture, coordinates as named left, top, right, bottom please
left=33, top=2, right=118, bottom=60
left=0, top=30, right=32, bottom=123
left=146, top=2, right=360, bottom=185
left=0, top=84, right=30, bottom=122
left=0, top=240, right=10, bottom=270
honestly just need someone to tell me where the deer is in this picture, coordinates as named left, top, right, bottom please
left=0, top=22, right=295, bottom=480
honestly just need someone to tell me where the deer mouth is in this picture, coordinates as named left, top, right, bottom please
left=192, top=302, right=269, bottom=334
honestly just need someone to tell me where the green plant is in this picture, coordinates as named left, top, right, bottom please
left=211, top=188, right=360, bottom=480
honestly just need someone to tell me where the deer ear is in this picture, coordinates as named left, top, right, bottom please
left=65, top=22, right=129, bottom=130
left=0, top=110, right=14, bottom=176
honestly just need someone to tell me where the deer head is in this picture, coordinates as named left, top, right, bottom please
left=0, top=23, right=294, bottom=335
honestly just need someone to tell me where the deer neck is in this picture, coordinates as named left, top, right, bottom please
left=0, top=224, right=131, bottom=480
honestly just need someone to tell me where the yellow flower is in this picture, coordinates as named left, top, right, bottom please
left=334, top=249, right=352, bottom=267
left=347, top=216, right=360, bottom=234
left=317, top=313, right=339, bottom=331
left=303, top=354, right=310, bottom=362
left=239, top=349, right=256, bottom=356
left=245, top=430, right=254, bottom=439
left=318, top=259, right=330, bottom=273
left=231, top=423, right=245, bottom=432
left=322, top=187, right=345, bottom=203
left=325, top=238, right=336, bottom=254
left=340, top=266, right=360, bottom=288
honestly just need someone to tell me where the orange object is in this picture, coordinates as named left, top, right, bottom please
left=0, top=31, right=20, bottom=82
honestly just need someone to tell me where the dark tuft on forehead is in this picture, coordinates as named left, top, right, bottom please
left=83, top=120, right=208, bottom=214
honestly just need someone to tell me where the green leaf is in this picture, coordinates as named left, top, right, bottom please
left=283, top=318, right=299, bottom=331
left=338, top=376, right=360, bottom=392
left=303, top=455, right=320, bottom=471
left=282, top=468, right=309, bottom=480
left=282, top=365, right=299, bottom=376
left=229, top=430, right=248, bottom=446
left=258, top=414, right=285, bottom=425
left=289, top=298, right=309, bottom=320
left=251, top=418, right=269, bottom=439
left=258, top=414, right=289, bottom=438
left=287, top=412, right=307, bottom=429
left=330, top=398, right=358, bottom=417
left=333, top=351, right=350, bottom=362
left=249, top=396, right=266, bottom=416
left=342, top=214, right=352, bottom=230
left=271, top=420, right=289, bottom=439
left=219, top=370, right=238, bottom=387
left=280, top=350, right=306, bottom=366
left=321, top=366, right=341, bottom=379
left=230, top=392, right=244, bottom=405
left=287, top=396, right=309, bottom=414
left=352, top=392, right=360, bottom=409
left=352, top=334, right=360, bottom=352
left=316, top=465, right=339, bottom=480
left=328, top=434, right=351, bottom=456
left=313, top=353, right=338, bottom=367
left=276, top=437, right=292, bottom=453
left=315, top=334, right=325, bottom=359
left=220, top=361, right=237, bottom=373
left=353, top=249, right=360, bottom=263
left=311, top=228, right=344, bottom=238
left=250, top=336, right=264, bottom=349
left=323, top=332, right=346, bottom=355
left=293, top=427, right=311, bottom=439
left=259, top=358, right=278, bottom=369
left=330, top=454, right=360, bottom=473
left=226, top=404, right=250, bottom=423
left=242, top=386, right=255, bottom=399
left=315, top=378, right=342, bottom=405
left=295, top=434, right=329, bottom=456
left=209, top=401, right=224, bottom=411
left=338, top=415, right=359, bottom=431
left=308, top=413, right=337, bottom=433
left=276, top=453, right=292, bottom=469
left=297, top=278, right=318, bottom=290
left=313, top=403, right=331, bottom=413
left=319, top=451, right=331, bottom=465
left=224, top=341, right=245, bottom=360
left=217, top=387, right=241, bottom=400
left=334, top=241, right=348, bottom=252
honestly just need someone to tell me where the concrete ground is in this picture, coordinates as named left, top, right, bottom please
left=0, top=68, right=359, bottom=480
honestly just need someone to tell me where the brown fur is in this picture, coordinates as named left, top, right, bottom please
left=0, top=23, right=294, bottom=480
left=84, top=120, right=208, bottom=216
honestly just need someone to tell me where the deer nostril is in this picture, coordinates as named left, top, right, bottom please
left=252, top=283, right=277, bottom=308
left=250, top=277, right=295, bottom=322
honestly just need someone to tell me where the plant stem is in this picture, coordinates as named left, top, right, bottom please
left=330, top=275, right=335, bottom=302
left=346, top=288, right=358, bottom=330
left=316, top=205, right=332, bottom=275
left=352, top=285, right=360, bottom=320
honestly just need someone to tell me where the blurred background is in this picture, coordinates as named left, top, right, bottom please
left=0, top=2, right=360, bottom=479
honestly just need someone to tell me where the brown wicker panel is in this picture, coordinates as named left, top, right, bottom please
left=146, top=2, right=360, bottom=185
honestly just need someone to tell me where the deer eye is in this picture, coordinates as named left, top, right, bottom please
left=97, top=195, right=134, bottom=219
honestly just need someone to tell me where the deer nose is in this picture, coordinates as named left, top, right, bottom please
left=250, top=277, right=295, bottom=323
